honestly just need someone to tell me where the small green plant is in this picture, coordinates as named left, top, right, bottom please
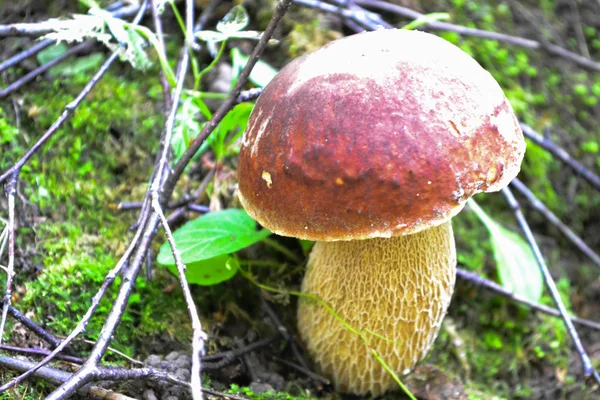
left=157, top=208, right=271, bottom=285
left=169, top=5, right=278, bottom=164
left=468, top=198, right=543, bottom=302
left=195, top=6, right=264, bottom=55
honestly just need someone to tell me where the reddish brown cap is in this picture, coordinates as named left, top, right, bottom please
left=238, top=29, right=525, bottom=241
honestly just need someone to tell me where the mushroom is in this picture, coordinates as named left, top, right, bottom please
left=237, top=29, right=525, bottom=395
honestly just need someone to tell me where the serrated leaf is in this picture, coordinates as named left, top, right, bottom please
left=124, top=27, right=152, bottom=70
left=166, top=254, right=237, bottom=286
left=42, top=14, right=107, bottom=44
left=157, top=208, right=271, bottom=266
left=41, top=12, right=152, bottom=71
left=468, top=199, right=543, bottom=302
left=217, top=6, right=249, bottom=34
left=231, top=48, right=277, bottom=88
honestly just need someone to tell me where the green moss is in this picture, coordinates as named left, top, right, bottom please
left=453, top=209, right=493, bottom=273
left=521, top=143, right=564, bottom=214
left=2, top=66, right=190, bottom=360
left=284, top=19, right=342, bottom=59
left=0, top=375, right=54, bottom=400
left=227, top=385, right=319, bottom=399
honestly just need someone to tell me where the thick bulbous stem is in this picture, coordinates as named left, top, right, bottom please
left=297, top=221, right=456, bottom=396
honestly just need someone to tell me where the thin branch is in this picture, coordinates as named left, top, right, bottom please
left=41, top=0, right=260, bottom=396
left=0, top=178, right=17, bottom=344
left=202, top=336, right=277, bottom=361
left=0, top=3, right=152, bottom=395
left=147, top=3, right=208, bottom=394
left=0, top=40, right=53, bottom=74
left=0, top=354, right=251, bottom=399
left=193, top=0, right=222, bottom=32
left=0, top=2, right=143, bottom=81
left=273, top=357, right=331, bottom=386
left=161, top=0, right=296, bottom=202
left=0, top=344, right=84, bottom=364
left=65, top=336, right=144, bottom=366
left=0, top=204, right=150, bottom=394
left=236, top=88, right=263, bottom=103
left=151, top=0, right=173, bottom=110
left=353, top=0, right=600, bottom=73
left=43, top=213, right=159, bottom=399
left=520, top=123, right=600, bottom=191
left=567, top=0, right=590, bottom=59
left=456, top=268, right=600, bottom=331
left=0, top=48, right=121, bottom=185
left=261, top=296, right=310, bottom=370
left=511, top=178, right=600, bottom=269
left=0, top=3, right=141, bottom=38
left=7, top=305, right=74, bottom=354
left=293, top=0, right=391, bottom=31
left=152, top=194, right=207, bottom=399
left=0, top=356, right=137, bottom=400
left=0, top=41, right=95, bottom=99
left=502, top=187, right=600, bottom=384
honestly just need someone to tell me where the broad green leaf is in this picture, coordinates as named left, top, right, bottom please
left=166, top=254, right=237, bottom=286
left=231, top=48, right=277, bottom=88
left=157, top=208, right=271, bottom=266
left=36, top=43, right=68, bottom=65
left=468, top=198, right=543, bottom=302
left=402, top=12, right=450, bottom=31
left=48, top=53, right=104, bottom=77
left=216, top=6, right=249, bottom=34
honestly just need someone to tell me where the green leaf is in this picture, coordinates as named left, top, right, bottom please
left=105, top=14, right=129, bottom=45
left=199, top=102, right=254, bottom=160
left=123, top=27, right=152, bottom=70
left=36, top=43, right=68, bottom=65
left=228, top=31, right=263, bottom=40
left=216, top=6, right=249, bottom=34
left=157, top=208, right=271, bottom=266
left=47, top=53, right=104, bottom=77
left=171, top=93, right=213, bottom=164
left=231, top=48, right=278, bottom=88
left=483, top=331, right=504, bottom=349
left=195, top=30, right=228, bottom=43
left=402, top=12, right=450, bottom=31
left=468, top=199, right=543, bottom=302
left=166, top=254, right=238, bottom=286
left=299, top=240, right=315, bottom=257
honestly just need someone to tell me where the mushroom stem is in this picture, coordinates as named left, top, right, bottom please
left=297, top=221, right=456, bottom=396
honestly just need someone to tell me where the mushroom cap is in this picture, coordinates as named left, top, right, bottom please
left=238, top=29, right=525, bottom=241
